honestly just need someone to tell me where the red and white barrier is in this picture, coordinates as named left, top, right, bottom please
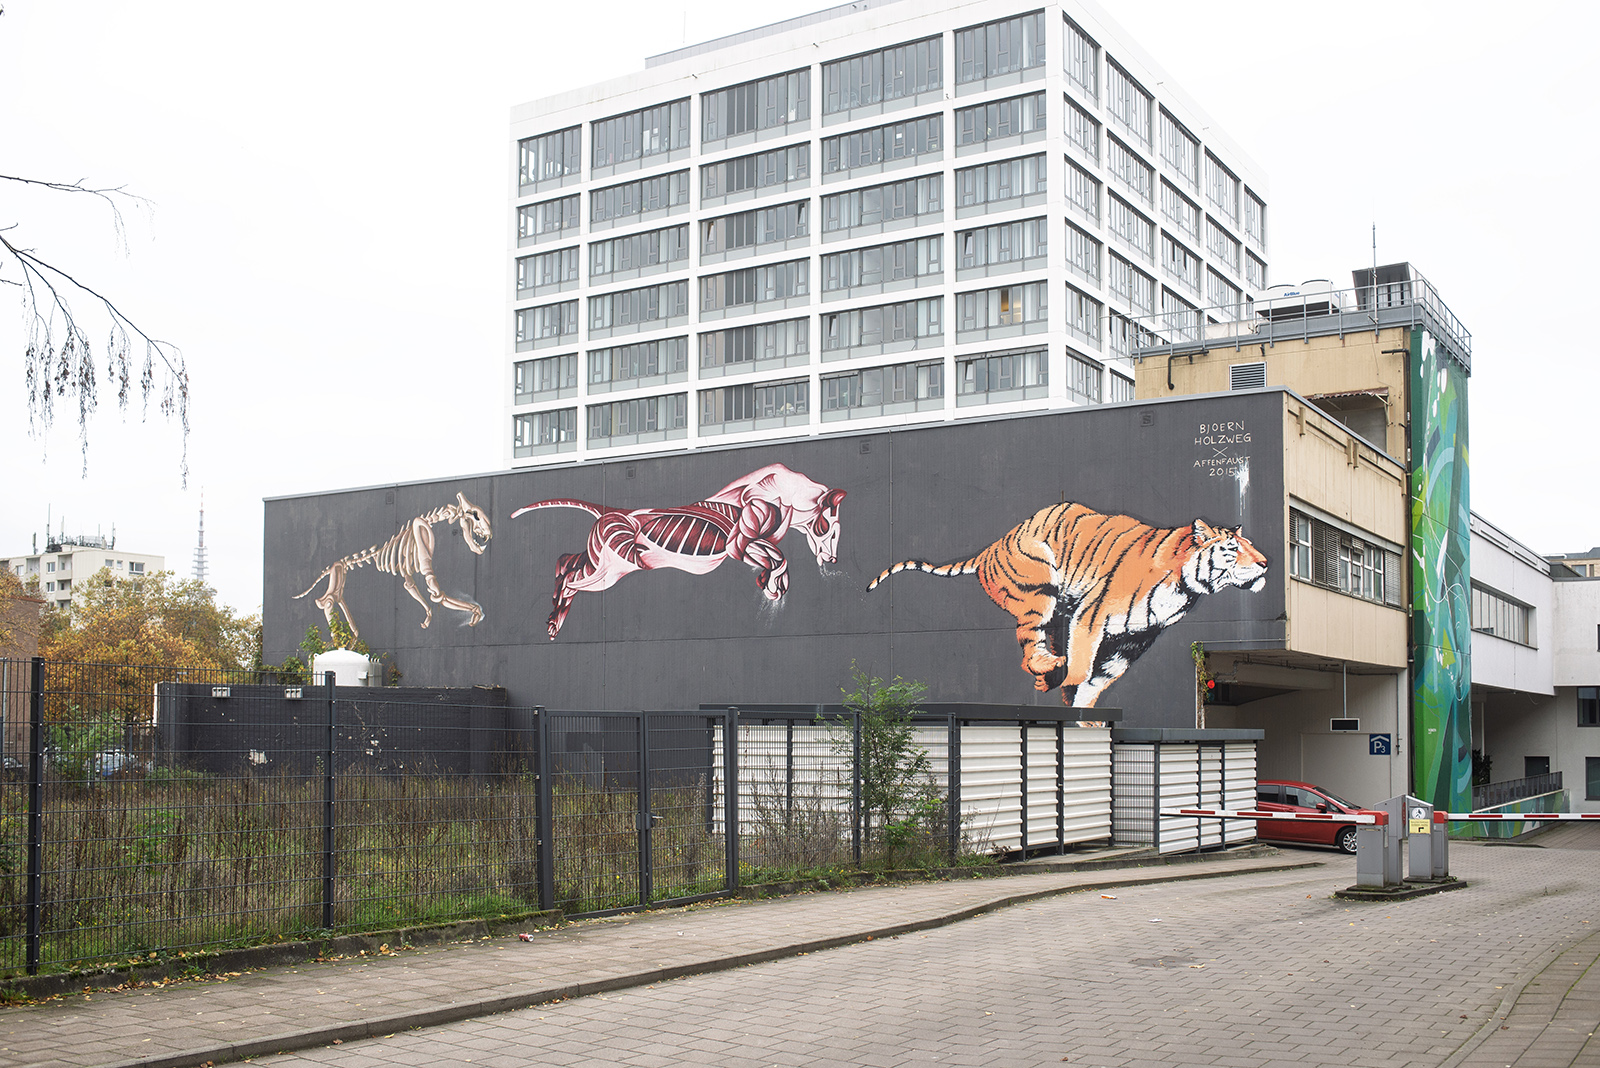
left=1436, top=811, right=1600, bottom=823
left=1160, top=807, right=1388, bottom=825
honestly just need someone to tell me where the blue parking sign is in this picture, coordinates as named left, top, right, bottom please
left=1369, top=733, right=1391, bottom=756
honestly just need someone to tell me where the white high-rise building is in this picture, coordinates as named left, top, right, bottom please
left=507, top=0, right=1267, bottom=466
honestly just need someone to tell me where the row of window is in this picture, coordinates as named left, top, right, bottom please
left=1472, top=583, right=1535, bottom=647
left=513, top=345, right=1129, bottom=451
left=1288, top=510, right=1404, bottom=607
left=522, top=10, right=1048, bottom=191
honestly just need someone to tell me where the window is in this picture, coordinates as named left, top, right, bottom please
left=956, top=219, right=1044, bottom=271
left=957, top=347, right=1048, bottom=398
left=822, top=298, right=943, bottom=353
left=1207, top=270, right=1244, bottom=320
left=1065, top=159, right=1100, bottom=223
left=822, top=115, right=941, bottom=173
left=1107, top=253, right=1155, bottom=316
left=1580, top=687, right=1600, bottom=727
left=590, top=226, right=690, bottom=279
left=518, top=195, right=581, bottom=243
left=700, top=260, right=808, bottom=313
left=515, top=353, right=578, bottom=402
left=823, top=174, right=942, bottom=232
left=955, top=281, right=1048, bottom=336
left=702, top=201, right=808, bottom=256
left=1107, top=136, right=1153, bottom=204
left=588, top=281, right=689, bottom=333
left=587, top=393, right=688, bottom=442
left=516, top=301, right=578, bottom=349
left=1106, top=61, right=1152, bottom=149
left=1471, top=584, right=1535, bottom=646
left=699, top=319, right=808, bottom=371
left=956, top=11, right=1046, bottom=83
left=1107, top=312, right=1158, bottom=358
left=518, top=247, right=580, bottom=295
left=518, top=126, right=580, bottom=188
left=955, top=154, right=1046, bottom=210
left=1158, top=111, right=1199, bottom=191
left=699, top=379, right=809, bottom=426
left=1160, top=181, right=1200, bottom=244
left=1161, top=289, right=1198, bottom=341
left=1289, top=507, right=1404, bottom=607
left=1205, top=153, right=1240, bottom=226
left=1161, top=233, right=1200, bottom=294
left=955, top=92, right=1046, bottom=146
left=513, top=409, right=578, bottom=457
left=700, top=144, right=809, bottom=200
left=702, top=70, right=809, bottom=142
left=46, top=561, right=55, bottom=573
left=1063, top=17, right=1098, bottom=100
left=822, top=359, right=944, bottom=412
left=1066, top=351, right=1102, bottom=404
left=1206, top=219, right=1241, bottom=274
left=589, top=337, right=690, bottom=386
left=1588, top=757, right=1600, bottom=800
left=1065, top=222, right=1100, bottom=283
left=824, top=236, right=942, bottom=290
left=823, top=37, right=941, bottom=113
left=1107, top=373, right=1133, bottom=403
left=1245, top=189, right=1267, bottom=248
left=1107, top=195, right=1154, bottom=261
left=1246, top=251, right=1268, bottom=291
left=1064, top=286, right=1101, bottom=345
left=590, top=171, right=691, bottom=225
left=592, top=99, right=690, bottom=168
left=1064, top=96, right=1099, bottom=161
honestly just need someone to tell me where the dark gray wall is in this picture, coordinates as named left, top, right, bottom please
left=264, top=394, right=1286, bottom=726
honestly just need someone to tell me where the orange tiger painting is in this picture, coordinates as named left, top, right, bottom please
left=867, top=503, right=1269, bottom=708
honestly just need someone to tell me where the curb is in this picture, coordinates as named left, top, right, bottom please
left=96, top=858, right=1322, bottom=1068
left=1436, top=927, right=1600, bottom=1068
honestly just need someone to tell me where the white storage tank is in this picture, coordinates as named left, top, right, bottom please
left=312, top=649, right=373, bottom=687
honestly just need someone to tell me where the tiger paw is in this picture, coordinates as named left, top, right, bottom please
left=1023, top=651, right=1066, bottom=677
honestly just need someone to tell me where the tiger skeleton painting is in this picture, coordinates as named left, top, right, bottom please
left=868, top=502, right=1268, bottom=708
left=514, top=463, right=846, bottom=639
left=294, top=492, right=492, bottom=640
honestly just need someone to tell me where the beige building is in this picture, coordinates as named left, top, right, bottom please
left=1, top=534, right=165, bottom=612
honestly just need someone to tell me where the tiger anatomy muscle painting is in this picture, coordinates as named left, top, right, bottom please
left=515, top=464, right=846, bottom=639
left=869, top=503, right=1268, bottom=707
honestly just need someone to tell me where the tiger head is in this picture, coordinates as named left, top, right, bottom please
left=1187, top=519, right=1268, bottom=594
left=801, top=488, right=848, bottom=566
left=454, top=492, right=493, bottom=555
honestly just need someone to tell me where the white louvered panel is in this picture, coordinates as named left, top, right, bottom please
left=1156, top=745, right=1204, bottom=854
left=1024, top=728, right=1059, bottom=845
left=1061, top=727, right=1113, bottom=843
left=1223, top=742, right=1258, bottom=843
left=957, top=725, right=1024, bottom=852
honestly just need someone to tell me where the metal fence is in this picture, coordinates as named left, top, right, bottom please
left=0, top=659, right=1110, bottom=978
left=1472, top=772, right=1563, bottom=811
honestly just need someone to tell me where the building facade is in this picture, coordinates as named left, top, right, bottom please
left=0, top=535, right=165, bottom=612
left=507, top=0, right=1267, bottom=467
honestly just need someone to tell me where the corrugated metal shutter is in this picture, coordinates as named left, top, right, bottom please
left=1384, top=549, right=1404, bottom=606
left=1312, top=519, right=1339, bottom=587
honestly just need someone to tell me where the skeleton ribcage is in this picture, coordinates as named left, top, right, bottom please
left=350, top=505, right=453, bottom=577
left=637, top=503, right=738, bottom=556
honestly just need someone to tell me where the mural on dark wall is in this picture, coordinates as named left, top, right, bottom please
left=293, top=492, right=492, bottom=639
left=869, top=502, right=1269, bottom=708
left=512, top=463, right=847, bottom=639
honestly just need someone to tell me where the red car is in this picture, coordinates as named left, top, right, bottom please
left=1254, top=780, right=1365, bottom=854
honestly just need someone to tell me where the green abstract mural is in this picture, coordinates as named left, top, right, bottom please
left=1409, top=328, right=1471, bottom=813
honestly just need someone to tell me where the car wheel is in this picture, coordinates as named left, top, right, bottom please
left=1337, top=826, right=1359, bottom=855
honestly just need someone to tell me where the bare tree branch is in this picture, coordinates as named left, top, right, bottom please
left=1, top=174, right=189, bottom=485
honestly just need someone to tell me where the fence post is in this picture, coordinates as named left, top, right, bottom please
left=25, top=656, right=44, bottom=975
left=535, top=707, right=555, bottom=913
left=1055, top=721, right=1066, bottom=855
left=723, top=709, right=738, bottom=894
left=322, top=673, right=336, bottom=930
left=1018, top=723, right=1028, bottom=855
left=637, top=712, right=653, bottom=906
left=947, top=713, right=960, bottom=865
left=851, top=710, right=862, bottom=867
left=1151, top=742, right=1162, bottom=854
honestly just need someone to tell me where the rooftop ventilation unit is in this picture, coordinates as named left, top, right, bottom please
left=1230, top=362, right=1266, bottom=390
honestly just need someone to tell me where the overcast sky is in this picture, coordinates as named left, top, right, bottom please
left=2, top=0, right=1595, bottom=618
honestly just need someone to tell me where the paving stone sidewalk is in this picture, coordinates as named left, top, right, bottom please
left=0, top=854, right=1312, bottom=1068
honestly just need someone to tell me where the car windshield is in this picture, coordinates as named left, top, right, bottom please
left=1317, top=788, right=1360, bottom=811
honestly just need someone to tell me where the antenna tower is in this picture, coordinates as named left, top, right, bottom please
left=193, top=492, right=210, bottom=588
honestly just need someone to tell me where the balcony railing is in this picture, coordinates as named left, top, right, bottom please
left=1472, top=771, right=1562, bottom=811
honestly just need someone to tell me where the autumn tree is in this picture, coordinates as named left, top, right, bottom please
left=41, top=569, right=258, bottom=670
